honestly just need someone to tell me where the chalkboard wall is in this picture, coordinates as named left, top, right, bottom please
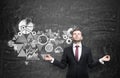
left=0, top=0, right=120, bottom=78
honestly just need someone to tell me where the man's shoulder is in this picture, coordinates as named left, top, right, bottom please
left=64, top=45, right=72, bottom=50
left=65, top=45, right=72, bottom=48
left=82, top=45, right=91, bottom=50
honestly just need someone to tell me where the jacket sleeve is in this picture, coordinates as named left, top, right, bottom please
left=52, top=48, right=68, bottom=69
left=87, top=49, right=101, bottom=68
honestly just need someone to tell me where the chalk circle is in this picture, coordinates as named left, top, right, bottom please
left=22, top=26, right=25, bottom=30
left=38, top=34, right=48, bottom=45
left=62, top=35, right=68, bottom=40
left=32, top=31, right=36, bottom=35
left=54, top=46, right=63, bottom=53
left=19, top=25, right=25, bottom=31
left=45, top=43, right=53, bottom=52
left=18, top=32, right=22, bottom=36
left=66, top=38, right=72, bottom=44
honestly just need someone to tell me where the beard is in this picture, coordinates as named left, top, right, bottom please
left=72, top=39, right=81, bottom=43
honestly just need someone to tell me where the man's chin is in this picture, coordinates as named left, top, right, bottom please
left=73, top=40, right=81, bottom=43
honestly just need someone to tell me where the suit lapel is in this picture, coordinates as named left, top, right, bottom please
left=69, top=44, right=86, bottom=63
left=69, top=45, right=77, bottom=62
left=78, top=45, right=85, bottom=62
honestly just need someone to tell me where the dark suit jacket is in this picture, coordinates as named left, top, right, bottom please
left=53, top=45, right=101, bottom=78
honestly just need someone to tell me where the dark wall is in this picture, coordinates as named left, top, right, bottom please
left=0, top=0, right=120, bottom=78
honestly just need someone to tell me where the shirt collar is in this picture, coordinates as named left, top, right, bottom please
left=73, top=42, right=82, bottom=48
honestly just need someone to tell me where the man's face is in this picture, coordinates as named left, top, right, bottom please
left=72, top=30, right=83, bottom=43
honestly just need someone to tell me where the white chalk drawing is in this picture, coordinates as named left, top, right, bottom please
left=45, top=43, right=54, bottom=52
left=54, top=46, right=63, bottom=53
left=38, top=34, right=49, bottom=45
left=18, top=18, right=35, bottom=36
left=66, top=38, right=72, bottom=44
left=8, top=18, right=76, bottom=65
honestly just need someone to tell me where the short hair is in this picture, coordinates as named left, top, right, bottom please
left=71, top=27, right=82, bottom=35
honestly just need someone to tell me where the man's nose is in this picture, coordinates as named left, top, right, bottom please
left=76, top=34, right=79, bottom=36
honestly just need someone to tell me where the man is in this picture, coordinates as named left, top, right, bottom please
left=43, top=28, right=110, bottom=78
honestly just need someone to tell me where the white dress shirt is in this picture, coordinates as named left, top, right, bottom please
left=73, top=42, right=82, bottom=61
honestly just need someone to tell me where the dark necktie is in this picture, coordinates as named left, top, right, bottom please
left=75, top=45, right=79, bottom=61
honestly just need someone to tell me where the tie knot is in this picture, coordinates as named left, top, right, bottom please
left=75, top=45, right=79, bottom=48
